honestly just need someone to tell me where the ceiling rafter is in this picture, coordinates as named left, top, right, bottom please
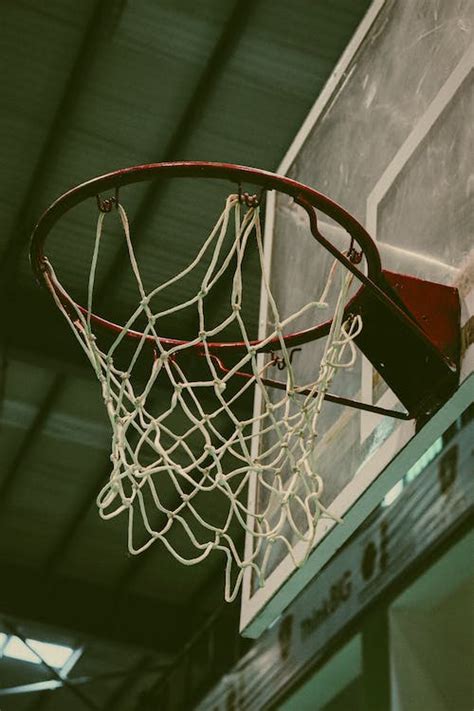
left=2, top=620, right=98, bottom=710
left=0, top=562, right=185, bottom=653
left=42, top=460, right=111, bottom=577
left=141, top=582, right=244, bottom=708
left=103, top=652, right=153, bottom=710
left=93, top=0, right=255, bottom=308
left=0, top=0, right=124, bottom=286
left=0, top=376, right=65, bottom=511
left=27, top=686, right=51, bottom=711
left=0, top=661, right=168, bottom=699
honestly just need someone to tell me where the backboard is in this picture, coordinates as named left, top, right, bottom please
left=241, top=0, right=473, bottom=637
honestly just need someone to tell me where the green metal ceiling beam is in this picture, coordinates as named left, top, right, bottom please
left=0, top=0, right=126, bottom=286
left=94, top=0, right=255, bottom=308
left=0, top=377, right=65, bottom=512
left=0, top=561, right=186, bottom=654
left=1, top=620, right=98, bottom=710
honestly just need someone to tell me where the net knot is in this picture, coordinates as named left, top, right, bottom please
left=140, top=294, right=151, bottom=307
left=198, top=330, right=207, bottom=341
left=213, top=379, right=226, bottom=393
left=132, top=464, right=144, bottom=478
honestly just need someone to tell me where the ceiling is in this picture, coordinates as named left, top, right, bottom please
left=0, top=0, right=372, bottom=708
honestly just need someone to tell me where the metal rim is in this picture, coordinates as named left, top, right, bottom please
left=30, top=161, right=384, bottom=350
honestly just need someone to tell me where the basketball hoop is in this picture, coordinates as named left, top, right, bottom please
left=30, top=162, right=460, bottom=600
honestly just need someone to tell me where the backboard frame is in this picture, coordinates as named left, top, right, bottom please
left=241, top=376, right=472, bottom=637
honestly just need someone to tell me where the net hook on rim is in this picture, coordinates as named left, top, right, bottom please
left=237, top=183, right=262, bottom=208
left=348, top=236, right=363, bottom=264
left=96, top=186, right=120, bottom=213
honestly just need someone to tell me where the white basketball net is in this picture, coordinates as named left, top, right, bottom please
left=45, top=193, right=362, bottom=601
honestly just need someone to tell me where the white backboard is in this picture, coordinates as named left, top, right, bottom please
left=241, top=0, right=474, bottom=637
